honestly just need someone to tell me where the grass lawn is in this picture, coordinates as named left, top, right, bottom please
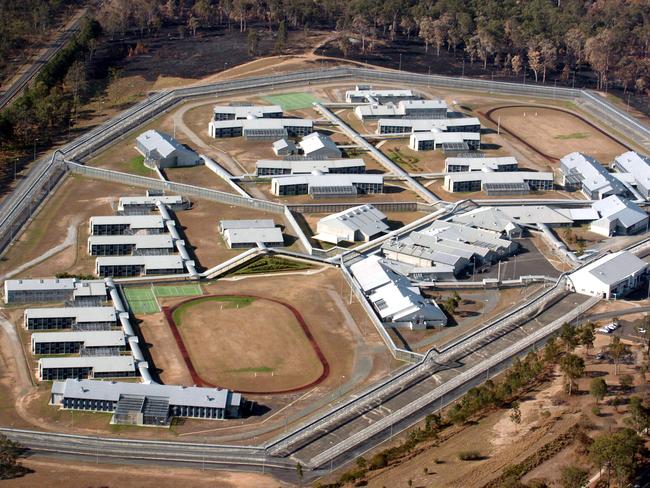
left=129, top=155, right=153, bottom=176
left=231, top=256, right=312, bottom=275
left=172, top=295, right=255, bottom=326
left=554, top=132, right=588, bottom=140
left=262, top=92, right=320, bottom=110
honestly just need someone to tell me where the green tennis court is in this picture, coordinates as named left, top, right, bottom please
left=123, top=287, right=159, bottom=314
left=153, top=283, right=203, bottom=298
left=262, top=92, right=319, bottom=110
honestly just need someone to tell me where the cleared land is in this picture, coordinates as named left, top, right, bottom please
left=169, top=295, right=326, bottom=393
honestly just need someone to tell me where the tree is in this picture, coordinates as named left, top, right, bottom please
left=608, top=336, right=626, bottom=375
left=187, top=15, right=199, bottom=37
left=619, top=374, right=634, bottom=392
left=589, top=429, right=643, bottom=487
left=431, top=17, right=450, bottom=56
left=560, top=465, right=588, bottom=488
left=543, top=336, right=561, bottom=363
left=560, top=323, right=578, bottom=352
left=0, top=434, right=28, bottom=480
left=560, top=353, right=584, bottom=395
left=338, top=35, right=351, bottom=58
left=625, top=396, right=650, bottom=434
left=511, top=54, right=523, bottom=76
left=274, top=20, right=287, bottom=54
left=296, top=462, right=303, bottom=484
left=247, top=29, right=259, bottom=56
left=509, top=401, right=522, bottom=431
left=589, top=378, right=607, bottom=404
left=579, top=324, right=595, bottom=355
left=527, top=46, right=543, bottom=83
left=539, top=39, right=557, bottom=83
left=418, top=18, right=436, bottom=54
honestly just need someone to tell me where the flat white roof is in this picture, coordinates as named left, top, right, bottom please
left=212, top=118, right=313, bottom=130
left=445, top=171, right=553, bottom=184
left=5, top=278, right=76, bottom=292
left=39, top=355, right=135, bottom=374
left=445, top=157, right=518, bottom=171
left=379, top=118, right=480, bottom=131
left=88, top=234, right=174, bottom=249
left=32, top=330, right=125, bottom=347
left=272, top=173, right=382, bottom=187
left=225, top=227, right=284, bottom=245
left=256, top=159, right=365, bottom=173
left=73, top=281, right=107, bottom=298
left=411, top=132, right=480, bottom=143
left=350, top=254, right=392, bottom=293
left=54, top=379, right=241, bottom=409
left=213, top=104, right=282, bottom=118
left=614, top=151, right=650, bottom=190
left=500, top=205, right=574, bottom=225
left=25, top=307, right=117, bottom=322
left=95, top=255, right=184, bottom=270
left=561, top=152, right=627, bottom=196
left=135, top=130, right=186, bottom=159
left=90, top=215, right=165, bottom=229
left=118, top=195, right=183, bottom=207
left=571, top=251, right=647, bottom=286
left=220, top=219, right=276, bottom=230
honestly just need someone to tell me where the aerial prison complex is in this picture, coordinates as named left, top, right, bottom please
left=4, top=275, right=245, bottom=426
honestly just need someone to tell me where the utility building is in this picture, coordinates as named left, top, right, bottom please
left=314, top=204, right=389, bottom=244
left=51, top=379, right=243, bottom=425
left=135, top=130, right=201, bottom=169
left=272, top=138, right=297, bottom=156
left=590, top=195, right=648, bottom=237
left=24, top=307, right=117, bottom=331
left=568, top=251, right=647, bottom=299
left=450, top=207, right=523, bottom=239
left=298, top=132, right=342, bottom=159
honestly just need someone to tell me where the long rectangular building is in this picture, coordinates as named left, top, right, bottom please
left=118, top=195, right=189, bottom=213
left=409, top=132, right=480, bottom=151
left=51, top=379, right=243, bottom=425
left=24, top=307, right=117, bottom=330
left=345, top=87, right=417, bottom=104
left=208, top=118, right=313, bottom=139
left=377, top=117, right=481, bottom=135
left=443, top=171, right=554, bottom=195
left=612, top=151, right=650, bottom=199
left=255, top=159, right=366, bottom=177
left=445, top=157, right=518, bottom=173
left=39, top=355, right=137, bottom=381
left=95, top=255, right=186, bottom=277
left=31, top=330, right=126, bottom=355
left=89, top=215, right=165, bottom=236
left=355, top=100, right=448, bottom=121
left=219, top=220, right=284, bottom=248
left=4, top=279, right=107, bottom=304
left=87, top=234, right=175, bottom=256
left=271, top=174, right=383, bottom=198
left=212, top=104, right=283, bottom=121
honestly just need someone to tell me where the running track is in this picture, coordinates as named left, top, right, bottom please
left=162, top=294, right=330, bottom=395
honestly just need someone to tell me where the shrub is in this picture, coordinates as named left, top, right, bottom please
left=458, top=450, right=482, bottom=461
left=591, top=406, right=601, bottom=416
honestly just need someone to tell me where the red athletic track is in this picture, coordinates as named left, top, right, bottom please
left=162, top=294, right=330, bottom=395
left=481, top=105, right=632, bottom=163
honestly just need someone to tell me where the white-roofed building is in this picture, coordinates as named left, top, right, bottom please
left=560, top=152, right=627, bottom=199
left=450, top=207, right=523, bottom=238
left=95, top=255, right=186, bottom=277
left=87, top=234, right=175, bottom=256
left=445, top=157, right=518, bottom=173
left=117, top=195, right=189, bottom=213
left=89, top=215, right=165, bottom=235
left=354, top=99, right=447, bottom=120
left=256, top=159, right=365, bottom=177
left=568, top=251, right=647, bottom=299
left=589, top=195, right=648, bottom=237
left=24, top=306, right=117, bottom=330
left=4, top=279, right=107, bottom=305
left=208, top=118, right=313, bottom=139
left=499, top=206, right=574, bottom=226
left=314, top=204, right=389, bottom=244
left=51, top=379, right=243, bottom=424
left=31, top=330, right=126, bottom=355
left=350, top=255, right=447, bottom=329
left=39, top=355, right=137, bottom=381
left=298, top=132, right=342, bottom=159
left=218, top=219, right=284, bottom=248
left=272, top=138, right=297, bottom=156
left=443, top=171, right=553, bottom=195
left=271, top=174, right=383, bottom=198
left=212, top=104, right=283, bottom=121
left=135, top=130, right=201, bottom=169
left=345, top=87, right=418, bottom=104
left=409, top=132, right=480, bottom=151
left=378, top=117, right=480, bottom=135
left=612, top=151, right=650, bottom=199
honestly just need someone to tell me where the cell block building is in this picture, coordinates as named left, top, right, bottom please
left=31, top=330, right=126, bottom=355
left=24, top=307, right=117, bottom=331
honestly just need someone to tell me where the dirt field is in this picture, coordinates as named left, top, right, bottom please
left=170, top=296, right=325, bottom=393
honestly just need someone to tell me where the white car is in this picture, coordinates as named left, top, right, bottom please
left=606, top=324, right=619, bottom=332
left=638, top=327, right=647, bottom=334
left=598, top=327, right=611, bottom=334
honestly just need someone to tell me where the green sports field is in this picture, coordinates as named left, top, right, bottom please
left=123, top=283, right=203, bottom=314
left=261, top=92, right=319, bottom=110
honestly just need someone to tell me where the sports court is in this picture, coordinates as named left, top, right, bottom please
left=262, top=92, right=319, bottom=110
left=123, top=283, right=203, bottom=314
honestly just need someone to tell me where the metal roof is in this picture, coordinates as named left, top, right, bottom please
left=560, top=152, right=627, bottom=197
left=445, top=156, right=518, bottom=172
left=212, top=104, right=282, bottom=119
left=219, top=219, right=276, bottom=230
left=90, top=215, right=165, bottom=229
left=224, top=227, right=284, bottom=245
left=500, top=205, right=574, bottom=225
left=25, top=306, right=117, bottom=322
left=379, top=117, right=480, bottom=133
left=5, top=278, right=76, bottom=292
left=118, top=195, right=183, bottom=210
left=88, top=234, right=174, bottom=249
left=31, top=330, right=126, bottom=347
left=272, top=173, right=383, bottom=187
left=316, top=204, right=389, bottom=242
left=39, top=355, right=136, bottom=373
left=298, top=132, right=341, bottom=157
left=54, top=379, right=241, bottom=409
left=95, top=255, right=184, bottom=270
left=614, top=151, right=650, bottom=191
left=73, top=281, right=107, bottom=298
left=135, top=130, right=186, bottom=159
left=444, top=171, right=553, bottom=185
left=410, top=132, right=480, bottom=143
left=591, top=195, right=648, bottom=228
left=571, top=251, right=647, bottom=286
left=450, top=207, right=521, bottom=234
left=256, top=159, right=365, bottom=174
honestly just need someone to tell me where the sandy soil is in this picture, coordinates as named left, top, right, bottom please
left=174, top=296, right=324, bottom=392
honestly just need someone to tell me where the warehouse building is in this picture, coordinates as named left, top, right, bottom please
left=118, top=195, right=189, bottom=213
left=95, top=255, right=186, bottom=277
left=89, top=215, right=165, bottom=236
left=590, top=195, right=648, bottom=237
left=39, top=355, right=137, bottom=381
left=24, top=307, right=117, bottom=331
left=219, top=220, right=284, bottom=248
left=31, top=330, right=126, bottom=355
left=298, top=132, right=342, bottom=159
left=354, top=99, right=448, bottom=121
left=443, top=171, right=554, bottom=195
left=51, top=379, right=243, bottom=425
left=612, top=151, right=650, bottom=199
left=314, top=204, right=389, bottom=244
left=255, top=158, right=366, bottom=177
left=4, top=278, right=107, bottom=305
left=409, top=132, right=480, bottom=151
left=271, top=173, right=383, bottom=198
left=345, top=86, right=418, bottom=104
left=87, top=234, right=175, bottom=256
left=350, top=255, right=447, bottom=329
left=445, top=157, right=518, bottom=173
left=212, top=104, right=283, bottom=121
left=560, top=152, right=627, bottom=199
left=377, top=117, right=481, bottom=135
left=382, top=237, right=470, bottom=277
left=568, top=251, right=647, bottom=299
left=208, top=118, right=313, bottom=139
left=272, top=138, right=297, bottom=156
left=135, top=130, right=202, bottom=169
left=450, top=207, right=523, bottom=239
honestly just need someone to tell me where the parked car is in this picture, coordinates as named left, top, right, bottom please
left=605, top=323, right=619, bottom=332
left=638, top=327, right=647, bottom=334
left=596, top=352, right=606, bottom=360
left=598, top=327, right=611, bottom=334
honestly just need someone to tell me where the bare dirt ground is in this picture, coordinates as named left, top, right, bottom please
left=5, top=457, right=286, bottom=488
left=173, top=296, right=324, bottom=392
left=0, top=176, right=144, bottom=279
left=163, top=165, right=240, bottom=194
